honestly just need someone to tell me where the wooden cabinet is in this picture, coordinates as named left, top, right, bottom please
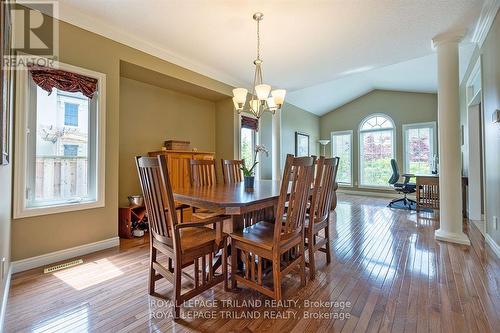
left=148, top=150, right=215, bottom=191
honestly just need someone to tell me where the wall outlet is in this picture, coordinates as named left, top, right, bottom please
left=493, top=216, right=498, bottom=230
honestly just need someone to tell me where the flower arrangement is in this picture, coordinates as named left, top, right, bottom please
left=241, top=144, right=269, bottom=177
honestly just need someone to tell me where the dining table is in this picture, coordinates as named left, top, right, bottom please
left=173, top=179, right=283, bottom=237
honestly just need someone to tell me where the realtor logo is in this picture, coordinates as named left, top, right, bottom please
left=2, top=0, right=59, bottom=69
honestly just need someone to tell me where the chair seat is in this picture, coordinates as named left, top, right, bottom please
left=394, top=182, right=416, bottom=189
left=230, top=221, right=275, bottom=251
left=193, top=208, right=225, bottom=220
left=179, top=226, right=226, bottom=253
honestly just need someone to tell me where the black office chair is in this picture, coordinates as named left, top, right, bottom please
left=388, top=159, right=416, bottom=209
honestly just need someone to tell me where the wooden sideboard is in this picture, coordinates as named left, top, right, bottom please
left=148, top=150, right=215, bottom=192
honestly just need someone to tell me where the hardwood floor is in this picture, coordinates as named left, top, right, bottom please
left=5, top=194, right=500, bottom=333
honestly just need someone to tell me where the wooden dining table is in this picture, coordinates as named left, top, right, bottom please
left=173, top=180, right=282, bottom=235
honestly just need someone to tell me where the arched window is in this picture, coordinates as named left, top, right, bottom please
left=359, top=114, right=395, bottom=187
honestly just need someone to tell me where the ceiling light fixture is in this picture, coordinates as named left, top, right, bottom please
left=232, top=12, right=286, bottom=119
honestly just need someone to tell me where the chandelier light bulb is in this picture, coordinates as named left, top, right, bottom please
left=232, top=88, right=248, bottom=105
left=255, top=84, right=271, bottom=100
left=271, top=89, right=286, bottom=107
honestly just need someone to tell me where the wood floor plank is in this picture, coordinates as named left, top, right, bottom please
left=5, top=194, right=499, bottom=333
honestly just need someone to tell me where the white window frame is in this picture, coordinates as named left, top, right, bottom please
left=14, top=61, right=106, bottom=218
left=358, top=113, right=396, bottom=189
left=330, top=130, right=353, bottom=186
left=402, top=121, right=437, bottom=174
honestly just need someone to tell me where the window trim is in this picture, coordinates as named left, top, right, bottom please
left=358, top=113, right=396, bottom=189
left=13, top=60, right=106, bottom=218
left=402, top=121, right=437, bottom=174
left=330, top=130, right=353, bottom=187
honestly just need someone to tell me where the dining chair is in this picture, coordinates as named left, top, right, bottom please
left=189, top=159, right=224, bottom=219
left=136, top=155, right=228, bottom=318
left=330, top=157, right=340, bottom=210
left=230, top=154, right=316, bottom=300
left=305, top=156, right=339, bottom=280
left=221, top=159, right=244, bottom=184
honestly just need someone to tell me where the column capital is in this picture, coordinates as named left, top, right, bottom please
left=432, top=29, right=466, bottom=48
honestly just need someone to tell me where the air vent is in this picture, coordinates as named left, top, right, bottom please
left=44, top=259, right=83, bottom=274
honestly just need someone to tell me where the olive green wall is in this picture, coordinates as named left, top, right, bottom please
left=119, top=77, right=216, bottom=207
left=258, top=103, right=320, bottom=180
left=319, top=90, right=438, bottom=193
left=460, top=11, right=500, bottom=246
left=11, top=16, right=233, bottom=261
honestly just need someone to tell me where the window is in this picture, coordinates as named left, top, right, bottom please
left=331, top=130, right=352, bottom=185
left=14, top=61, right=106, bottom=218
left=63, top=144, right=79, bottom=157
left=64, top=103, right=79, bottom=126
left=403, top=122, right=436, bottom=175
left=240, top=127, right=256, bottom=168
left=359, top=114, right=395, bottom=187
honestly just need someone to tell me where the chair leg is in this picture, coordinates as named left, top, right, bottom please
left=325, top=225, right=332, bottom=264
left=173, top=262, right=182, bottom=319
left=300, top=240, right=306, bottom=287
left=308, top=235, right=316, bottom=281
left=272, top=255, right=282, bottom=300
left=231, top=242, right=238, bottom=289
left=149, top=245, right=157, bottom=295
left=222, top=239, right=228, bottom=291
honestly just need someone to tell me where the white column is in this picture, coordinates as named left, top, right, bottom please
left=272, top=110, right=281, bottom=180
left=432, top=31, right=470, bottom=245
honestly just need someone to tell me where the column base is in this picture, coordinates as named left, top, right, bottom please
left=435, top=229, right=471, bottom=245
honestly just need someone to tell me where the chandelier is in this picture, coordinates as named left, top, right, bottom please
left=232, top=12, right=286, bottom=119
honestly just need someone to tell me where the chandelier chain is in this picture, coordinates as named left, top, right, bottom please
left=256, top=18, right=260, bottom=60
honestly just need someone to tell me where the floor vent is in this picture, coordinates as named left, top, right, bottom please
left=44, top=259, right=83, bottom=274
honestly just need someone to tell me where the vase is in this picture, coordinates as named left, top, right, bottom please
left=244, top=176, right=255, bottom=190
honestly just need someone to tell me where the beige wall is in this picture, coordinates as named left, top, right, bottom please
left=119, top=77, right=216, bottom=206
left=319, top=90, right=438, bottom=193
left=11, top=16, right=233, bottom=261
left=215, top=98, right=239, bottom=180
left=258, top=103, right=320, bottom=180
left=460, top=11, right=500, bottom=246
left=0, top=106, right=12, bottom=315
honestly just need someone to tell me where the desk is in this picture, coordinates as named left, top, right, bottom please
left=415, top=175, right=468, bottom=217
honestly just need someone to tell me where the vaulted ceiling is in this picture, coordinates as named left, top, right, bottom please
left=58, top=0, right=484, bottom=115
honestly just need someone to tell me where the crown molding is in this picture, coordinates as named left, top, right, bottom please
left=24, top=1, right=246, bottom=89
left=471, top=0, right=500, bottom=48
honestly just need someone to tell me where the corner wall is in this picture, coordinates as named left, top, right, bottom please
left=460, top=11, right=500, bottom=248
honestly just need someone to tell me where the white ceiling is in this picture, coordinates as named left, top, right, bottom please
left=58, top=0, right=484, bottom=115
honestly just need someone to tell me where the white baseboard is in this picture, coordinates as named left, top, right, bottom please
left=0, top=264, right=12, bottom=333
left=11, top=237, right=120, bottom=274
left=338, top=188, right=415, bottom=200
left=485, top=234, right=500, bottom=259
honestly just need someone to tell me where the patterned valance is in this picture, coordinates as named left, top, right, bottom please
left=241, top=115, right=259, bottom=132
left=28, top=64, right=98, bottom=99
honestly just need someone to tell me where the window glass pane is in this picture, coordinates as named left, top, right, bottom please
left=33, top=87, right=90, bottom=206
left=406, top=126, right=433, bottom=174
left=240, top=127, right=254, bottom=168
left=361, top=115, right=393, bottom=130
left=64, top=103, right=79, bottom=126
left=360, top=129, right=393, bottom=186
left=332, top=133, right=351, bottom=184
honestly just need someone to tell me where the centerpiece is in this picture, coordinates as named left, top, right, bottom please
left=241, top=144, right=269, bottom=190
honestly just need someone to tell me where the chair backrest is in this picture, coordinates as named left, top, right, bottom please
left=274, top=154, right=316, bottom=245
left=310, top=157, right=338, bottom=225
left=221, top=159, right=244, bottom=184
left=189, top=159, right=217, bottom=186
left=388, top=159, right=400, bottom=185
left=135, top=155, right=179, bottom=249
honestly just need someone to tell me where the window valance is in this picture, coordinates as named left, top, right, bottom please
left=241, top=115, right=259, bottom=132
left=28, top=64, right=98, bottom=99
